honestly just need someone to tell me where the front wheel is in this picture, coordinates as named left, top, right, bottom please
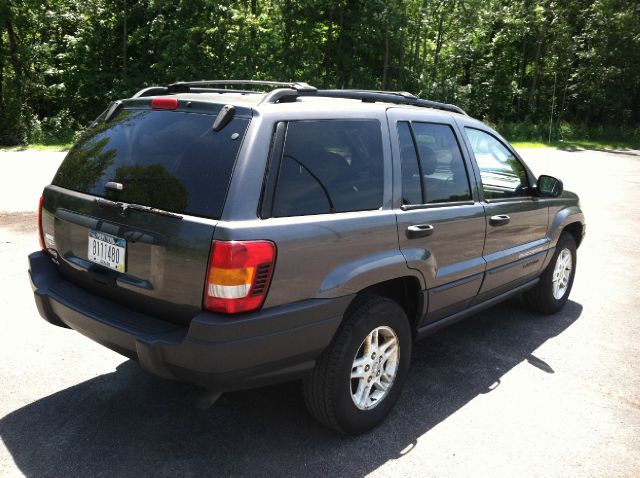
left=524, top=232, right=577, bottom=314
left=303, top=296, right=412, bottom=434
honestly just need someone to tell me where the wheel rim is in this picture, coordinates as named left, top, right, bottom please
left=350, top=325, right=400, bottom=411
left=552, top=248, right=573, bottom=300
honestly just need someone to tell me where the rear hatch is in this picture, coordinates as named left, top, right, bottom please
left=40, top=98, right=251, bottom=325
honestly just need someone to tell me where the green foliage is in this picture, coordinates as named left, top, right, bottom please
left=498, top=121, right=640, bottom=146
left=52, top=136, right=116, bottom=191
left=1, top=0, right=639, bottom=146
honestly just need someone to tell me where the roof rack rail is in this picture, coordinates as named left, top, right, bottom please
left=132, top=86, right=168, bottom=98
left=260, top=88, right=466, bottom=115
left=132, top=81, right=317, bottom=98
left=130, top=80, right=466, bottom=115
left=165, top=80, right=317, bottom=94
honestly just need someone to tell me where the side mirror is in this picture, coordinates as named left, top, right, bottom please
left=537, top=175, right=563, bottom=198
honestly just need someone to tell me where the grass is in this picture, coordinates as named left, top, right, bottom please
left=0, top=143, right=72, bottom=152
left=511, top=139, right=640, bottom=151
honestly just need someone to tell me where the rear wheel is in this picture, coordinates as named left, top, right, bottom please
left=303, top=296, right=412, bottom=434
left=524, top=232, right=577, bottom=314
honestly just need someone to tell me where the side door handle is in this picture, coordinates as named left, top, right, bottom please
left=489, top=214, right=511, bottom=226
left=406, top=224, right=435, bottom=239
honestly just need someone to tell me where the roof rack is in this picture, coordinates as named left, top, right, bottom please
left=132, top=80, right=316, bottom=98
left=131, top=80, right=466, bottom=115
left=260, top=88, right=467, bottom=115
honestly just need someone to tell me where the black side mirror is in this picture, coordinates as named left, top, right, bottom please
left=537, top=175, right=563, bottom=198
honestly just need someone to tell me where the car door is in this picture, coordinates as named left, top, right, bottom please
left=459, top=125, right=549, bottom=300
left=389, top=109, right=487, bottom=324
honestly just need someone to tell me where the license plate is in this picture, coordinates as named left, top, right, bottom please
left=88, top=230, right=126, bottom=272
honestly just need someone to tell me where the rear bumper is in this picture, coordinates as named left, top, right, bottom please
left=29, top=251, right=352, bottom=391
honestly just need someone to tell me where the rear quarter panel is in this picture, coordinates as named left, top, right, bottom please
left=217, top=104, right=422, bottom=308
left=213, top=211, right=422, bottom=307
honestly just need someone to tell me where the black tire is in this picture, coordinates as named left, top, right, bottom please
left=524, top=232, right=577, bottom=314
left=302, top=295, right=412, bottom=434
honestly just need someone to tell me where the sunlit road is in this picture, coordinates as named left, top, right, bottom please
left=1, top=147, right=638, bottom=477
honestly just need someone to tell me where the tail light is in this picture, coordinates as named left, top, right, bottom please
left=204, top=240, right=276, bottom=314
left=37, top=195, right=45, bottom=250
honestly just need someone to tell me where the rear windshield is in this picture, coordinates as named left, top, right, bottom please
left=53, top=108, right=250, bottom=219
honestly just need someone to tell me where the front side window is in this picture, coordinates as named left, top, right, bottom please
left=271, top=120, right=383, bottom=217
left=398, top=121, right=471, bottom=205
left=464, top=128, right=529, bottom=199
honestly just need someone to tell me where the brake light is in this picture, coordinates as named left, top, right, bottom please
left=37, top=195, right=45, bottom=250
left=151, top=97, right=178, bottom=110
left=204, top=240, right=276, bottom=314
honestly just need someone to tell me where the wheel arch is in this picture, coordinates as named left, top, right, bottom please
left=549, top=206, right=585, bottom=247
left=562, top=221, right=584, bottom=248
left=344, top=276, right=424, bottom=338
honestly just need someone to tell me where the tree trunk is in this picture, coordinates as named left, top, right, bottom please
left=516, top=35, right=527, bottom=114
left=283, top=0, right=291, bottom=80
left=412, top=0, right=429, bottom=74
left=0, top=31, right=4, bottom=107
left=412, top=19, right=421, bottom=74
left=556, top=70, right=570, bottom=127
left=122, top=0, right=127, bottom=86
left=323, top=6, right=334, bottom=83
left=399, top=10, right=406, bottom=89
left=431, top=0, right=447, bottom=93
left=528, top=1, right=551, bottom=111
left=336, top=6, right=344, bottom=86
left=5, top=15, right=22, bottom=90
left=249, top=0, right=257, bottom=73
left=382, top=30, right=389, bottom=90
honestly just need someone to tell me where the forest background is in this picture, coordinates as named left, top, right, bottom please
left=1, top=0, right=638, bottom=148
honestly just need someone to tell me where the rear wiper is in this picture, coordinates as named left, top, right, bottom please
left=95, top=197, right=183, bottom=219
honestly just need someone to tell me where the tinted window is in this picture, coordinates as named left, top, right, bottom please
left=397, top=122, right=422, bottom=205
left=271, top=120, right=383, bottom=217
left=399, top=122, right=471, bottom=205
left=53, top=109, right=249, bottom=218
left=464, top=128, right=529, bottom=199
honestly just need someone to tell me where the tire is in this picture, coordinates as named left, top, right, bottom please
left=524, top=231, right=577, bottom=314
left=303, top=295, right=412, bottom=434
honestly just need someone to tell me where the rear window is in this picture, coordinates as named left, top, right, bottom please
left=53, top=108, right=250, bottom=219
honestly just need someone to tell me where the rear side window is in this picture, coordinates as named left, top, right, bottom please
left=53, top=109, right=250, bottom=219
left=271, top=120, right=383, bottom=217
left=398, top=121, right=471, bottom=205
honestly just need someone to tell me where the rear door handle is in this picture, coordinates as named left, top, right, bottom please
left=489, top=214, right=511, bottom=226
left=406, top=224, right=435, bottom=239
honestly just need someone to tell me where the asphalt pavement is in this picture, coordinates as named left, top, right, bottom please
left=0, top=147, right=638, bottom=477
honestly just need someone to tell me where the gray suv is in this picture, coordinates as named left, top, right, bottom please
left=29, top=80, right=585, bottom=434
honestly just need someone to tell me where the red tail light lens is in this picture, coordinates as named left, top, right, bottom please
left=204, top=240, right=276, bottom=314
left=37, top=195, right=45, bottom=250
left=151, top=97, right=178, bottom=110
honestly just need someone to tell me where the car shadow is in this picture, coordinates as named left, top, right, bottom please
left=0, top=299, right=582, bottom=477
left=556, top=145, right=640, bottom=156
